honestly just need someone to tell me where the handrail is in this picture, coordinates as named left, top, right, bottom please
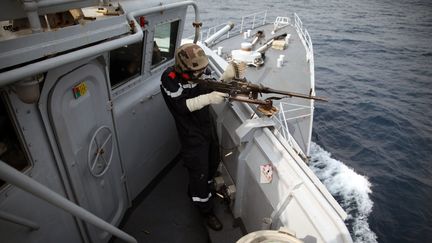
left=0, top=210, right=40, bottom=231
left=240, top=11, right=267, bottom=33
left=0, top=160, right=137, bottom=243
left=294, top=13, right=315, bottom=156
left=294, top=13, right=313, bottom=61
left=192, top=11, right=267, bottom=45
left=0, top=1, right=201, bottom=87
left=273, top=101, right=310, bottom=160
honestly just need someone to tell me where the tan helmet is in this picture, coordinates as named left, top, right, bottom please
left=175, top=43, right=209, bottom=73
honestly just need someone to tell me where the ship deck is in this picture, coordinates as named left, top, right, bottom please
left=207, top=21, right=311, bottom=96
left=111, top=158, right=244, bottom=243
left=204, top=20, right=314, bottom=154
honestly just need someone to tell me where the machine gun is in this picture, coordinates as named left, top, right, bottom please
left=190, top=78, right=327, bottom=116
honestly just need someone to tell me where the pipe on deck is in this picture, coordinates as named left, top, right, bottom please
left=204, top=22, right=234, bottom=46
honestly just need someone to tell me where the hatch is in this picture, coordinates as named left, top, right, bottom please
left=47, top=60, right=127, bottom=243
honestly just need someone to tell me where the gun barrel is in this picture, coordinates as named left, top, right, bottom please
left=191, top=78, right=327, bottom=102
left=263, top=87, right=328, bottom=101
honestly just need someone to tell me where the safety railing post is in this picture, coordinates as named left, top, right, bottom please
left=252, top=15, right=256, bottom=29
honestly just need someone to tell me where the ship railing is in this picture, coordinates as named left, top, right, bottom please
left=189, top=22, right=238, bottom=44
left=294, top=13, right=315, bottom=156
left=239, top=10, right=268, bottom=33
left=191, top=11, right=268, bottom=44
left=272, top=16, right=291, bottom=32
left=201, top=22, right=238, bottom=44
left=294, top=13, right=313, bottom=63
left=273, top=101, right=310, bottom=161
left=0, top=1, right=202, bottom=87
left=0, top=160, right=137, bottom=243
left=294, top=13, right=315, bottom=86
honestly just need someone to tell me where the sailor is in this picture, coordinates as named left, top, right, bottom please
left=160, top=43, right=227, bottom=231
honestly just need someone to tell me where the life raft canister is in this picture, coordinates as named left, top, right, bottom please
left=236, top=227, right=304, bottom=243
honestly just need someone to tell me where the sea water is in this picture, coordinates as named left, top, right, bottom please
left=188, top=0, right=432, bottom=242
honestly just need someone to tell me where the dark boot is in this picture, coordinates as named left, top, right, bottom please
left=204, top=212, right=223, bottom=231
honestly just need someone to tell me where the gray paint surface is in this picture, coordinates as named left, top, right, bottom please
left=47, top=60, right=127, bottom=243
left=211, top=22, right=313, bottom=155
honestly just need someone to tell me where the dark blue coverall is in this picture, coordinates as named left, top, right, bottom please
left=160, top=66, right=220, bottom=214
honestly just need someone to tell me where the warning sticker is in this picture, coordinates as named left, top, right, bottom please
left=72, top=82, right=88, bottom=99
left=260, top=164, right=273, bottom=184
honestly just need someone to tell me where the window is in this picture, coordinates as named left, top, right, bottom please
left=151, top=20, right=179, bottom=66
left=0, top=98, right=31, bottom=188
left=109, top=39, right=144, bottom=88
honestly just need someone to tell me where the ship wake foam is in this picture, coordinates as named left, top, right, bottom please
left=309, top=142, right=377, bottom=243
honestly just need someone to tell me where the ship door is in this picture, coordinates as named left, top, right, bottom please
left=47, top=60, right=127, bottom=243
